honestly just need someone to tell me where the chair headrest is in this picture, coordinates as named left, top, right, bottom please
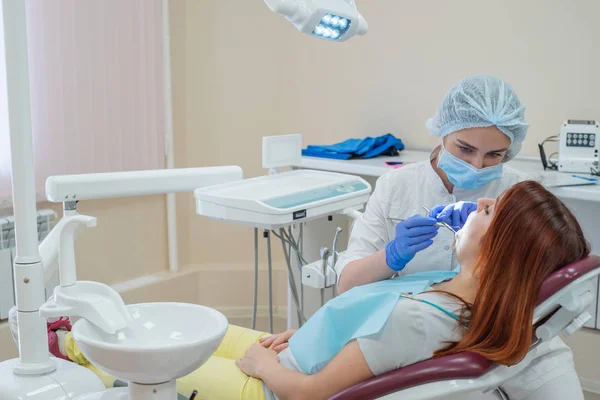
left=537, top=255, right=600, bottom=306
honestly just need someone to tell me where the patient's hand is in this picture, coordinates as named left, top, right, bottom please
left=236, top=344, right=279, bottom=379
left=259, top=329, right=297, bottom=353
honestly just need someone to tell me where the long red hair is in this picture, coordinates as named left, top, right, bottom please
left=434, top=180, right=590, bottom=365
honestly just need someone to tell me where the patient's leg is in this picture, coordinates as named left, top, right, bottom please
left=64, top=332, right=118, bottom=388
left=67, top=331, right=266, bottom=400
left=178, top=355, right=266, bottom=400
left=213, top=324, right=270, bottom=360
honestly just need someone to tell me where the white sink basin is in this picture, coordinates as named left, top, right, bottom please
left=72, top=302, right=228, bottom=385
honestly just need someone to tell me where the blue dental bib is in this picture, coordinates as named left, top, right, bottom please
left=289, top=270, right=458, bottom=374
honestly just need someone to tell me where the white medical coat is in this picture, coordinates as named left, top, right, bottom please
left=334, top=151, right=584, bottom=400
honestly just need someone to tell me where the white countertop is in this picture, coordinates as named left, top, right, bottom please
left=293, top=150, right=600, bottom=203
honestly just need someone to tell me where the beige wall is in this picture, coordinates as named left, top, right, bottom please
left=171, top=0, right=600, bottom=267
left=170, top=0, right=290, bottom=267
left=0, top=197, right=168, bottom=285
left=34, top=197, right=168, bottom=285
left=278, top=0, right=600, bottom=154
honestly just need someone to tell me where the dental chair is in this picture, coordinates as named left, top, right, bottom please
left=331, top=255, right=600, bottom=400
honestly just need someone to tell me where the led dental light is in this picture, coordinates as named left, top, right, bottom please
left=264, top=0, right=368, bottom=42
left=312, top=14, right=349, bottom=40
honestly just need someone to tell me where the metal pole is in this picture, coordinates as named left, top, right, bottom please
left=162, top=0, right=178, bottom=273
left=252, top=228, right=258, bottom=329
left=1, top=0, right=54, bottom=374
left=265, top=230, right=273, bottom=333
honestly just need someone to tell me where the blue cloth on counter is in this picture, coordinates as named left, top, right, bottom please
left=302, top=133, right=404, bottom=160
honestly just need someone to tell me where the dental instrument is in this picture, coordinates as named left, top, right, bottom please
left=422, top=206, right=457, bottom=234
left=558, top=119, right=600, bottom=175
left=301, top=256, right=337, bottom=295
left=572, top=174, right=598, bottom=182
left=301, top=225, right=345, bottom=301
left=301, top=228, right=340, bottom=298
left=388, top=217, right=457, bottom=232
left=388, top=207, right=457, bottom=234
left=265, top=0, right=368, bottom=42
left=319, top=247, right=330, bottom=306
left=331, top=227, right=342, bottom=296
left=537, top=171, right=599, bottom=188
left=331, top=227, right=342, bottom=267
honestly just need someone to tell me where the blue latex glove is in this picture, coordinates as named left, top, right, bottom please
left=385, top=215, right=439, bottom=272
left=429, top=201, right=477, bottom=230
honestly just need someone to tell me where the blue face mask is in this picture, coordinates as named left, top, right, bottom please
left=437, top=147, right=504, bottom=190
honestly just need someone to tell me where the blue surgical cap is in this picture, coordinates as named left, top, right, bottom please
left=426, top=75, right=529, bottom=161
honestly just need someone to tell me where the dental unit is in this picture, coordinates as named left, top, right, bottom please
left=3, top=165, right=243, bottom=400
left=195, top=134, right=372, bottom=330
left=0, top=0, right=368, bottom=398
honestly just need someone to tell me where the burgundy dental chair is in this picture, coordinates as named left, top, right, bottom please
left=331, top=255, right=600, bottom=400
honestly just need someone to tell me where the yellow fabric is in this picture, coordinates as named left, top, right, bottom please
left=64, top=332, right=120, bottom=388
left=65, top=325, right=271, bottom=400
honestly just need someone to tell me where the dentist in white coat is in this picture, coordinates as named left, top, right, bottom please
left=335, top=75, right=584, bottom=400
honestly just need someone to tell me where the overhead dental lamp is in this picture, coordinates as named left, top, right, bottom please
left=264, top=0, right=368, bottom=41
